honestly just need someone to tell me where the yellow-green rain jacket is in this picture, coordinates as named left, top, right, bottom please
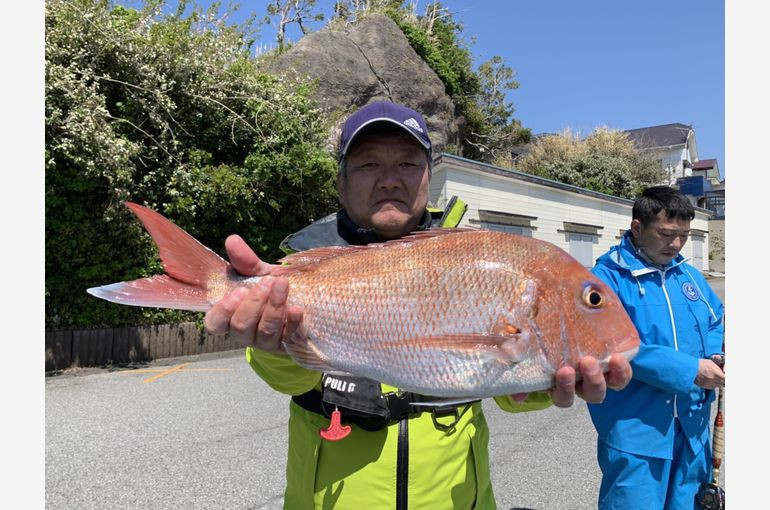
left=248, top=198, right=553, bottom=509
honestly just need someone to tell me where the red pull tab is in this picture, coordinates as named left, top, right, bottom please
left=320, top=408, right=351, bottom=441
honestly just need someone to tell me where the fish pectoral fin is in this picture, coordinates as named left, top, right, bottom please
left=382, top=334, right=525, bottom=365
left=492, top=319, right=532, bottom=364
left=282, top=328, right=336, bottom=373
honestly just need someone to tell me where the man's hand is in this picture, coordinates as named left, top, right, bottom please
left=549, top=354, right=633, bottom=408
left=694, top=358, right=725, bottom=390
left=203, top=235, right=304, bottom=353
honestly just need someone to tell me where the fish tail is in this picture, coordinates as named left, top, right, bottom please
left=86, top=202, right=234, bottom=312
left=87, top=275, right=214, bottom=312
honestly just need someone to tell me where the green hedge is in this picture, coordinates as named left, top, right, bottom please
left=45, top=0, right=338, bottom=329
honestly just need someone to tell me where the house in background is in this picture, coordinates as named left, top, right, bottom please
left=692, top=158, right=721, bottom=185
left=676, top=159, right=725, bottom=215
left=690, top=158, right=724, bottom=218
left=624, top=123, right=698, bottom=185
left=623, top=124, right=724, bottom=215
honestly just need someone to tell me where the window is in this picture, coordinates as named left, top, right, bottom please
left=478, top=222, right=532, bottom=237
left=558, top=222, right=603, bottom=268
left=470, top=210, right=537, bottom=236
left=568, top=233, right=596, bottom=268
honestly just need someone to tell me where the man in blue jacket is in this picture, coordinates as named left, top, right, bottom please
left=588, top=185, right=725, bottom=509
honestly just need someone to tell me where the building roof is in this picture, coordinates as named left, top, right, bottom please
left=692, top=158, right=717, bottom=170
left=435, top=152, right=714, bottom=214
left=434, top=153, right=633, bottom=207
left=624, top=123, right=692, bottom=150
left=433, top=152, right=713, bottom=215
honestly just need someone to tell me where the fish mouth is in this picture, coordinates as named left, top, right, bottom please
left=616, top=336, right=640, bottom=362
left=619, top=346, right=639, bottom=362
left=594, top=338, right=640, bottom=375
left=607, top=335, right=639, bottom=362
left=594, top=346, right=639, bottom=377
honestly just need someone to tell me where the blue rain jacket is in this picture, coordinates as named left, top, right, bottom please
left=587, top=231, right=724, bottom=459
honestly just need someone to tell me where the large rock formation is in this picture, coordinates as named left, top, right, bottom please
left=263, top=14, right=461, bottom=154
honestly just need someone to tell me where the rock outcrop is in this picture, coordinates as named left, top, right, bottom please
left=263, top=14, right=461, bottom=154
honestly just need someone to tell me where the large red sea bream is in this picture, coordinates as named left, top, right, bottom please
left=88, top=202, right=640, bottom=398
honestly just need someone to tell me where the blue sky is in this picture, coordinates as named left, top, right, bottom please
left=133, top=0, right=725, bottom=179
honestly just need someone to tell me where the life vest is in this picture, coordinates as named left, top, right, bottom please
left=246, top=196, right=552, bottom=509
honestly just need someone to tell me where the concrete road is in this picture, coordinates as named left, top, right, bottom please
left=706, top=276, right=724, bottom=305
left=46, top=352, right=603, bottom=510
left=46, top=279, right=725, bottom=509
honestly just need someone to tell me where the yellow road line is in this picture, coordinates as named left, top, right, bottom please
left=120, top=367, right=232, bottom=375
left=143, top=362, right=191, bottom=383
left=165, top=368, right=231, bottom=372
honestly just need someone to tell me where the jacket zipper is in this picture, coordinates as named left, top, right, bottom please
left=396, top=417, right=408, bottom=510
left=659, top=270, right=679, bottom=418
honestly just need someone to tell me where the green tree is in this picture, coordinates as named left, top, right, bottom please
left=46, top=0, right=338, bottom=329
left=384, top=1, right=529, bottom=161
left=515, top=128, right=666, bottom=198
left=468, top=56, right=530, bottom=162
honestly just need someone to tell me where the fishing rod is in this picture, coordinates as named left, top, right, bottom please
left=696, top=353, right=725, bottom=510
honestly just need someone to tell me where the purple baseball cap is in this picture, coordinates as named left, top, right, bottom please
left=339, top=101, right=432, bottom=160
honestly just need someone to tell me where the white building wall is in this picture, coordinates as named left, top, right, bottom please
left=428, top=167, right=447, bottom=208
left=647, top=145, right=697, bottom=185
left=431, top=158, right=711, bottom=270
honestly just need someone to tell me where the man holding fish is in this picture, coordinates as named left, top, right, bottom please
left=587, top=186, right=725, bottom=509
left=203, top=101, right=634, bottom=509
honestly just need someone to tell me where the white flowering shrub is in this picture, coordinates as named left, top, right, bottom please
left=46, top=0, right=338, bottom=328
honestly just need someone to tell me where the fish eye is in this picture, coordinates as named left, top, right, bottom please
left=582, top=285, right=604, bottom=308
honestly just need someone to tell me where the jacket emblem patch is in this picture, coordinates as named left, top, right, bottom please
left=682, top=282, right=700, bottom=301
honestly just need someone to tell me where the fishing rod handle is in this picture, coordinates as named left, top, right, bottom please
left=712, top=387, right=724, bottom=470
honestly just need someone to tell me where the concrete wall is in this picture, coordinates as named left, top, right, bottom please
left=709, top=219, right=725, bottom=273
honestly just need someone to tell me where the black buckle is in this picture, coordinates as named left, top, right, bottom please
left=430, top=406, right=461, bottom=432
left=386, top=392, right=416, bottom=422
left=387, top=392, right=477, bottom=432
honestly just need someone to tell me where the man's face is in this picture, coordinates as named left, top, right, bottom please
left=631, top=210, right=691, bottom=266
left=338, top=132, right=430, bottom=240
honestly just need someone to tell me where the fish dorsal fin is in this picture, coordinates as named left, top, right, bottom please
left=277, top=245, right=369, bottom=269
left=124, top=202, right=228, bottom=287
left=391, top=226, right=484, bottom=244
left=276, top=227, right=485, bottom=271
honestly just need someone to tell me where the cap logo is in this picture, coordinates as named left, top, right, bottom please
left=403, top=118, right=423, bottom=133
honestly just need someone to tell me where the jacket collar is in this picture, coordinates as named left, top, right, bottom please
left=604, top=230, right=688, bottom=276
left=282, top=208, right=433, bottom=252
left=337, top=208, right=432, bottom=246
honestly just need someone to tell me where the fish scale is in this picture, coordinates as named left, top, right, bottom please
left=290, top=240, right=513, bottom=343
left=87, top=202, right=641, bottom=399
